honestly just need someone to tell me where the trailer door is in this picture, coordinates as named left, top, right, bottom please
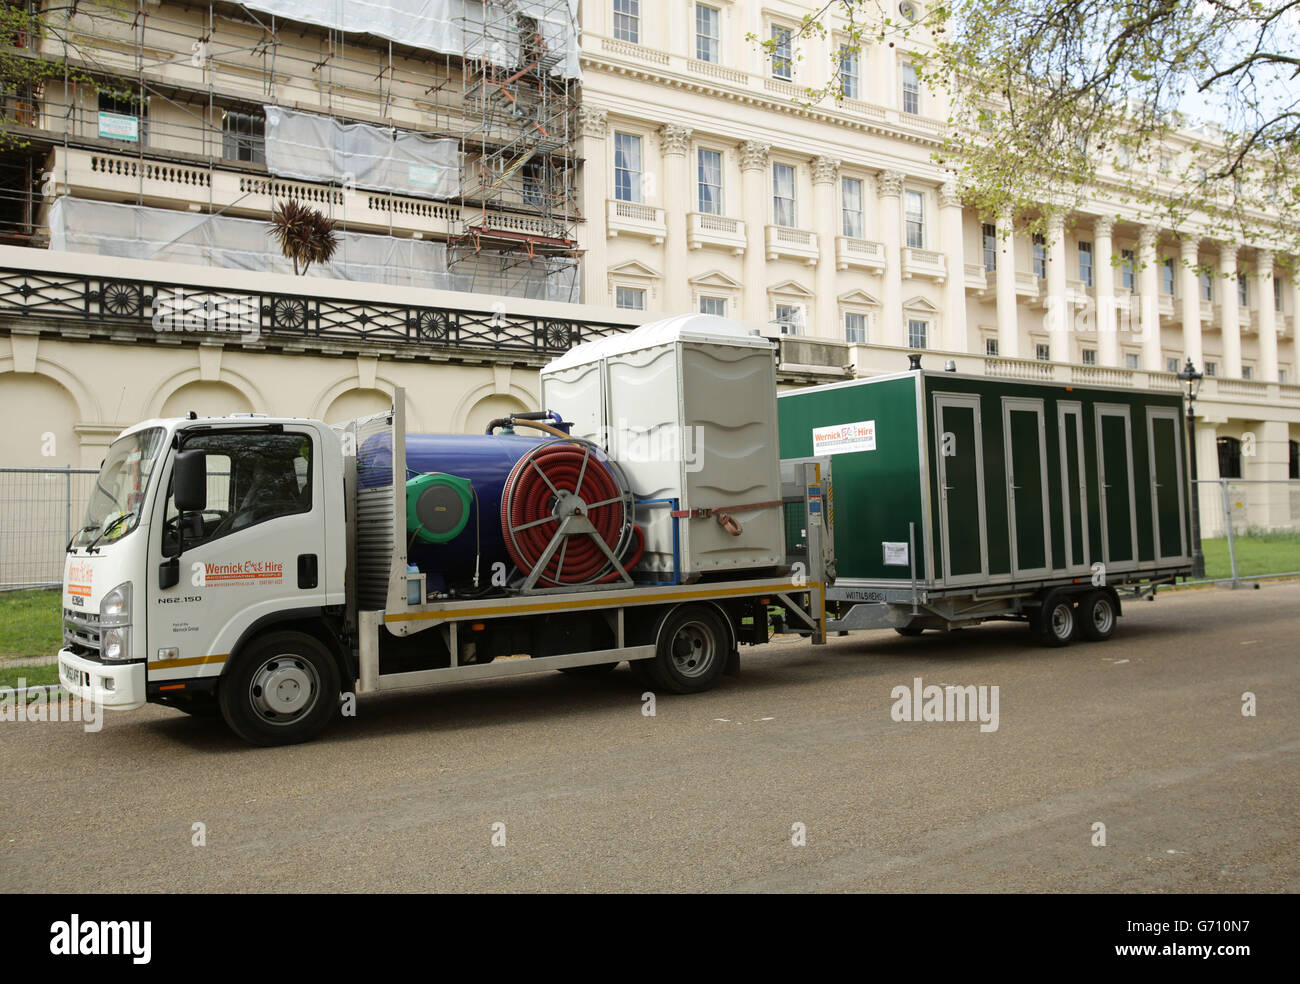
left=1002, top=397, right=1052, bottom=578
left=1057, top=402, right=1089, bottom=574
left=934, top=393, right=988, bottom=586
left=1095, top=405, right=1139, bottom=569
left=1146, top=407, right=1187, bottom=562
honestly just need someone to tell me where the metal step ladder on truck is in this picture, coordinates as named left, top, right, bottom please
left=57, top=315, right=832, bottom=745
left=775, top=356, right=1195, bottom=645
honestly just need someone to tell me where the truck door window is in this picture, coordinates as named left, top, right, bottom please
left=163, top=432, right=312, bottom=552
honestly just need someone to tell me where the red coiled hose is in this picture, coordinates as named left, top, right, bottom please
left=500, top=442, right=644, bottom=586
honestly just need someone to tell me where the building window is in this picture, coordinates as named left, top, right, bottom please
left=1200, top=269, right=1213, bottom=301
left=841, top=177, right=864, bottom=238
left=901, top=62, right=920, bottom=115
left=1120, top=249, right=1135, bottom=290
left=1279, top=368, right=1288, bottom=384
left=772, top=163, right=796, bottom=227
left=844, top=312, right=868, bottom=344
left=1161, top=256, right=1176, bottom=296
left=1078, top=241, right=1094, bottom=288
left=1238, top=272, right=1248, bottom=306
left=97, top=91, right=148, bottom=143
left=1082, top=348, right=1097, bottom=366
left=1241, top=365, right=1253, bottom=380
left=1217, top=436, right=1242, bottom=479
left=1035, top=343, right=1051, bottom=362
left=1166, top=356, right=1180, bottom=373
left=985, top=337, right=999, bottom=357
left=616, top=286, right=645, bottom=310
left=697, top=148, right=723, bottom=215
left=614, top=132, right=642, bottom=203
left=699, top=296, right=726, bottom=316
left=1290, top=440, right=1299, bottom=480
left=1124, top=352, right=1140, bottom=370
left=775, top=303, right=803, bottom=335
left=613, top=0, right=640, bottom=43
left=908, top=318, right=929, bottom=349
left=521, top=160, right=546, bottom=207
left=982, top=223, right=997, bottom=272
left=1032, top=233, right=1046, bottom=279
left=222, top=110, right=264, bottom=163
left=904, top=190, right=925, bottom=249
left=695, top=4, right=721, bottom=63
left=1204, top=360, right=1218, bottom=377
left=770, top=25, right=793, bottom=80
left=839, top=45, right=860, bottom=99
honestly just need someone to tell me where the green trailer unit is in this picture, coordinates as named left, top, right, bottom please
left=777, top=366, right=1193, bottom=645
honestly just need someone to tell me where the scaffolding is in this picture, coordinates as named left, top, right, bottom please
left=449, top=0, right=579, bottom=297
left=0, top=0, right=581, bottom=299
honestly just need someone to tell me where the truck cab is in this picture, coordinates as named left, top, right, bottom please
left=59, top=414, right=348, bottom=741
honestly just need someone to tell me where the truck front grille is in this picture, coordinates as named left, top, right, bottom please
left=63, top=609, right=101, bottom=657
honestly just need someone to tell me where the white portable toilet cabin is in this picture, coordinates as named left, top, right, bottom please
left=540, top=314, right=785, bottom=582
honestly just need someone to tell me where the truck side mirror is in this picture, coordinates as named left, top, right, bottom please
left=173, top=449, right=207, bottom=512
left=159, top=557, right=179, bottom=590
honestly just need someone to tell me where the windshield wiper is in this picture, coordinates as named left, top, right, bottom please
left=85, top=511, right=136, bottom=554
left=65, top=525, right=100, bottom=554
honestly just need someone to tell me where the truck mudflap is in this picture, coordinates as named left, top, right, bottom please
left=56, top=649, right=147, bottom=710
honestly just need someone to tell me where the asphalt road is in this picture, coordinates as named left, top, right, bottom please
left=3, top=582, right=1296, bottom=893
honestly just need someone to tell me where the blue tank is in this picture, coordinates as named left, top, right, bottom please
left=358, top=432, right=548, bottom=594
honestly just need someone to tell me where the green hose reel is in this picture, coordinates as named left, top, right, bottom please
left=406, top=472, right=474, bottom=544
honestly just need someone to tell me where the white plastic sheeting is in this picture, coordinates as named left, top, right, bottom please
left=239, top=0, right=582, bottom=78
left=46, top=197, right=578, bottom=300
left=263, top=106, right=461, bottom=200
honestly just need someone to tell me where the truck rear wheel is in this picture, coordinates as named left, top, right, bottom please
left=1078, top=589, right=1117, bottom=642
left=642, top=605, right=730, bottom=695
left=1034, top=590, right=1077, bottom=648
left=218, top=631, right=341, bottom=746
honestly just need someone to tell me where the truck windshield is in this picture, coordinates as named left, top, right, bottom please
left=71, top=428, right=166, bottom=550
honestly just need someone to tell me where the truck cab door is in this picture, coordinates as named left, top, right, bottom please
left=147, top=426, right=328, bottom=683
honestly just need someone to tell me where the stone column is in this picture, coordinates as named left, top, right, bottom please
left=659, top=123, right=693, bottom=315
left=1094, top=217, right=1118, bottom=366
left=577, top=106, right=608, bottom=306
left=1179, top=236, right=1203, bottom=370
left=995, top=205, right=1019, bottom=358
left=812, top=156, right=840, bottom=339
left=739, top=140, right=771, bottom=328
left=1293, top=274, right=1300, bottom=382
left=1219, top=244, right=1242, bottom=378
left=1256, top=249, right=1278, bottom=381
left=940, top=181, right=967, bottom=352
left=878, top=169, right=905, bottom=348
left=1044, top=211, right=1067, bottom=355
left=1138, top=224, right=1162, bottom=370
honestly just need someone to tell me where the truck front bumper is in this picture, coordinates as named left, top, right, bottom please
left=57, top=649, right=147, bottom=710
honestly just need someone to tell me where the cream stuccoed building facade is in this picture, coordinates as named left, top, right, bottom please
left=574, top=0, right=1300, bottom=528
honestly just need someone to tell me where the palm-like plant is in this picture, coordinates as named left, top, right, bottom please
left=270, top=199, right=339, bottom=275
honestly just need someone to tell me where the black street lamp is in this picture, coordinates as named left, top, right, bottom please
left=1177, top=358, right=1205, bottom=578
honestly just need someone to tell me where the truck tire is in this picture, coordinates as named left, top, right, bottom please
left=642, top=605, right=730, bottom=695
left=1034, top=590, right=1077, bottom=647
left=218, top=631, right=341, bottom=746
left=1078, top=589, right=1117, bottom=642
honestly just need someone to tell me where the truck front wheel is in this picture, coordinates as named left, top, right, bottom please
left=219, top=631, right=341, bottom=746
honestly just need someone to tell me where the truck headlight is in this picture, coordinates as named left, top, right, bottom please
left=102, top=626, right=131, bottom=661
left=100, top=582, right=132, bottom=627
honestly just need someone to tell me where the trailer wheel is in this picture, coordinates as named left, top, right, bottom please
left=644, top=605, right=729, bottom=695
left=218, top=631, right=341, bottom=746
left=1078, top=589, right=1117, bottom=642
left=1034, top=591, right=1077, bottom=647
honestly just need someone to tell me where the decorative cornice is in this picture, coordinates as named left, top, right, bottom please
left=877, top=170, right=904, bottom=198
left=739, top=140, right=771, bottom=171
left=659, top=124, right=693, bottom=156
left=811, top=156, right=841, bottom=185
left=577, top=106, right=608, bottom=139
